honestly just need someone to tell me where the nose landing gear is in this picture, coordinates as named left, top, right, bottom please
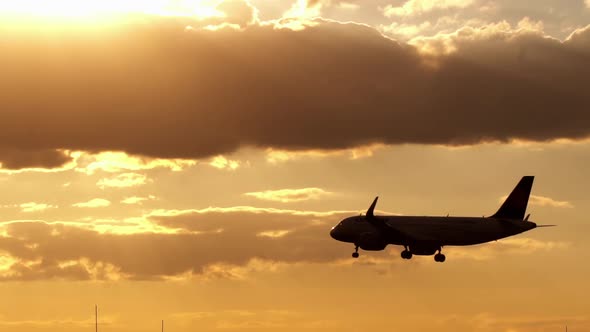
left=352, top=245, right=359, bottom=258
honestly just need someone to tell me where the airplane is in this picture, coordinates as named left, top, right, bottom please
left=329, top=176, right=555, bottom=262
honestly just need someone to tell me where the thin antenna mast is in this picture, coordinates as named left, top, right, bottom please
left=162, top=319, right=164, bottom=332
left=95, top=305, right=98, bottom=332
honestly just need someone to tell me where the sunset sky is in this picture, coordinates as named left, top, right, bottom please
left=0, top=0, right=589, bottom=331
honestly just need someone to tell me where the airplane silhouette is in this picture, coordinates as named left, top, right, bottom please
left=330, top=176, right=555, bottom=262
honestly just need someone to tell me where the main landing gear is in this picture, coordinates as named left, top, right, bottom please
left=352, top=245, right=359, bottom=258
left=401, top=246, right=412, bottom=260
left=434, top=249, right=446, bottom=263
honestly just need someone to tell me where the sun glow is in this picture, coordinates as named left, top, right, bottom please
left=0, top=0, right=224, bottom=21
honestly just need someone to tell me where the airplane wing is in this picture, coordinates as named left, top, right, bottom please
left=365, top=197, right=439, bottom=245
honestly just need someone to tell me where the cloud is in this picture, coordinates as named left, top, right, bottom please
left=529, top=195, right=573, bottom=208
left=379, top=16, right=489, bottom=41
left=517, top=16, right=544, bottom=32
left=0, top=148, right=72, bottom=170
left=214, top=0, right=260, bottom=27
left=266, top=144, right=384, bottom=163
left=383, top=0, right=475, bottom=17
left=96, top=172, right=149, bottom=189
left=121, top=195, right=157, bottom=205
left=1, top=18, right=590, bottom=169
left=0, top=203, right=569, bottom=281
left=244, top=188, right=332, bottom=202
left=499, top=194, right=573, bottom=208
left=283, top=0, right=324, bottom=19
left=19, top=202, right=57, bottom=213
left=337, top=2, right=360, bottom=10
left=72, top=198, right=112, bottom=208
left=380, top=21, right=433, bottom=39
left=0, top=207, right=353, bottom=280
left=76, top=151, right=196, bottom=174
left=209, top=156, right=240, bottom=170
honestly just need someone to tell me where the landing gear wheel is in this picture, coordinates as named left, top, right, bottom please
left=434, top=253, right=446, bottom=262
left=401, top=250, right=413, bottom=260
left=352, top=245, right=360, bottom=258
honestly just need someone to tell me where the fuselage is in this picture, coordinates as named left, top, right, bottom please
left=330, top=215, right=537, bottom=248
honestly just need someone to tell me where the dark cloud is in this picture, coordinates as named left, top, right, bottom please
left=0, top=209, right=353, bottom=280
left=0, top=148, right=71, bottom=170
left=1, top=18, right=589, bottom=169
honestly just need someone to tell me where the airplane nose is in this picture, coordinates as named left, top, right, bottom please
left=330, top=227, right=337, bottom=239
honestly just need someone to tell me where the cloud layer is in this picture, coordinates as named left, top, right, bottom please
left=1, top=16, right=590, bottom=169
left=0, top=205, right=569, bottom=281
left=0, top=207, right=350, bottom=280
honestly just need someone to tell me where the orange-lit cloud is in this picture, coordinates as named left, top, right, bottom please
left=383, top=0, right=475, bottom=17
left=265, top=145, right=384, bottom=163
left=72, top=198, right=112, bottom=208
left=499, top=194, right=573, bottom=209
left=19, top=202, right=57, bottom=213
left=529, top=195, right=574, bottom=208
left=97, top=172, right=149, bottom=189
left=209, top=156, right=241, bottom=170
left=282, top=0, right=323, bottom=19
left=380, top=21, right=433, bottom=39
left=337, top=2, right=360, bottom=10
left=76, top=152, right=196, bottom=174
left=121, top=195, right=157, bottom=205
left=244, top=188, right=332, bottom=203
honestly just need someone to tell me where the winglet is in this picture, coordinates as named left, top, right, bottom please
left=367, top=196, right=379, bottom=218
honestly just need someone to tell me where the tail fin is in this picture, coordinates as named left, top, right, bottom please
left=490, top=176, right=534, bottom=220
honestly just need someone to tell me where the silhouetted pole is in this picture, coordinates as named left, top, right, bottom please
left=95, top=305, right=98, bottom=332
left=162, top=320, right=164, bottom=332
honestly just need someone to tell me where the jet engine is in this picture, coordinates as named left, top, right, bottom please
left=357, top=232, right=387, bottom=251
left=409, top=245, right=439, bottom=256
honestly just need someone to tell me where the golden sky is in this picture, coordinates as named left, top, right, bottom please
left=0, top=1, right=589, bottom=331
